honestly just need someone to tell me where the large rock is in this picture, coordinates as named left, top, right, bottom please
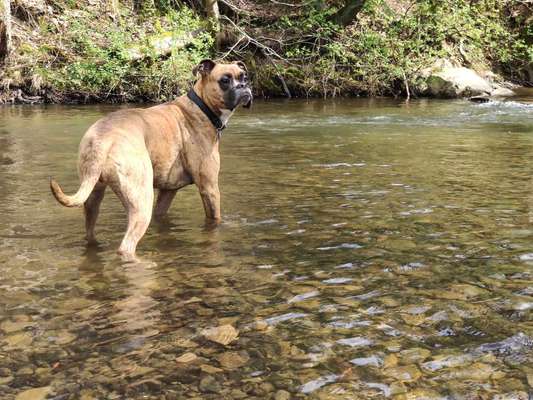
left=422, top=59, right=515, bottom=98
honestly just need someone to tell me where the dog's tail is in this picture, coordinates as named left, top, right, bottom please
left=50, top=175, right=100, bottom=207
left=50, top=137, right=108, bottom=208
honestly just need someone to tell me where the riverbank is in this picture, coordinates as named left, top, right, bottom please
left=0, top=0, right=531, bottom=104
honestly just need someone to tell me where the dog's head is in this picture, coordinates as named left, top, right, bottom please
left=193, top=59, right=252, bottom=111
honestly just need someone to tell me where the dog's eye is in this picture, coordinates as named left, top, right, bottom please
left=220, top=76, right=230, bottom=85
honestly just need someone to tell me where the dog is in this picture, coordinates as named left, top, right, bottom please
left=50, top=59, right=252, bottom=259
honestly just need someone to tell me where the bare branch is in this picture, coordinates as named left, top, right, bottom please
left=218, top=35, right=247, bottom=60
left=267, top=0, right=314, bottom=7
left=219, top=15, right=289, bottom=61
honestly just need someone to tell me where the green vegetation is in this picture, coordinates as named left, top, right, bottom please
left=3, top=2, right=213, bottom=102
left=0, top=0, right=531, bottom=103
left=255, top=0, right=532, bottom=97
left=45, top=6, right=213, bottom=102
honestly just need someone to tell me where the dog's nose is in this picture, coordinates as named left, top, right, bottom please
left=241, top=91, right=252, bottom=108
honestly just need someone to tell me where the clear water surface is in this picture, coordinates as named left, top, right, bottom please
left=1, top=94, right=533, bottom=399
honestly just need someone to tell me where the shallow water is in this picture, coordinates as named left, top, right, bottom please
left=1, top=96, right=533, bottom=399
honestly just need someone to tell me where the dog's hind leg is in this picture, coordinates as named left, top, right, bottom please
left=84, top=183, right=106, bottom=245
left=109, top=153, right=154, bottom=260
left=154, top=189, right=177, bottom=218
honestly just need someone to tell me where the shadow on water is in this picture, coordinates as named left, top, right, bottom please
left=0, top=97, right=533, bottom=399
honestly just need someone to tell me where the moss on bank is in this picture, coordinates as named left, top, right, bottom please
left=1, top=0, right=531, bottom=103
left=2, top=1, right=213, bottom=103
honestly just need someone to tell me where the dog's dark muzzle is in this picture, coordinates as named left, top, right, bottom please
left=225, top=86, right=253, bottom=110
left=241, top=89, right=253, bottom=108
left=237, top=86, right=252, bottom=109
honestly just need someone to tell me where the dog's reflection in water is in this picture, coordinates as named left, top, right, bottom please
left=78, top=247, right=161, bottom=352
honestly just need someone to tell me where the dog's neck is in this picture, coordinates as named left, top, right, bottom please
left=219, top=109, right=234, bottom=127
left=190, top=82, right=235, bottom=124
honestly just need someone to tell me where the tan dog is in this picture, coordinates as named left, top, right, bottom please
left=50, top=59, right=252, bottom=259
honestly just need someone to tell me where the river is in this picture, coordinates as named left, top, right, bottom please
left=1, top=95, right=533, bottom=399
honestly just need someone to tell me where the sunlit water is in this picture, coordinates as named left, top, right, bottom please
left=1, top=95, right=533, bottom=399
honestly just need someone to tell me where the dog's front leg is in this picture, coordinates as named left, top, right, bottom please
left=197, top=181, right=221, bottom=224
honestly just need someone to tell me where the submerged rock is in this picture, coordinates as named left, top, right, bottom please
left=0, top=319, right=33, bottom=333
left=432, top=284, right=487, bottom=300
left=350, top=355, right=383, bottom=367
left=0, top=376, right=13, bottom=385
left=176, top=352, right=197, bottom=363
left=15, top=387, right=51, bottom=400
left=383, top=354, right=398, bottom=368
left=365, top=382, right=391, bottom=397
left=217, top=351, right=250, bottom=370
left=264, top=313, right=308, bottom=326
left=383, top=365, right=421, bottom=382
left=493, top=392, right=529, bottom=400
left=200, top=364, right=223, bottom=374
left=300, top=374, right=338, bottom=394
left=336, top=337, right=373, bottom=347
left=422, top=354, right=473, bottom=371
left=53, top=330, right=76, bottom=345
left=288, top=290, right=320, bottom=304
left=275, top=390, right=291, bottom=400
left=399, top=348, right=431, bottom=364
left=473, top=332, right=533, bottom=356
left=202, top=324, right=239, bottom=346
left=439, top=362, right=495, bottom=381
left=199, top=375, right=221, bottom=393
left=5, top=332, right=32, bottom=348
left=404, top=388, right=447, bottom=400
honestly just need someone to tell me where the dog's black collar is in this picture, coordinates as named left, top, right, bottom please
left=187, top=89, right=225, bottom=140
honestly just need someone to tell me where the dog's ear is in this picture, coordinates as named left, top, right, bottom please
left=193, top=59, right=216, bottom=77
left=235, top=61, right=248, bottom=73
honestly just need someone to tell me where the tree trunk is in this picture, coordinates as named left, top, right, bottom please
left=204, top=0, right=220, bottom=30
left=110, top=0, right=120, bottom=21
left=0, top=0, right=11, bottom=61
left=331, top=0, right=366, bottom=27
left=204, top=0, right=223, bottom=49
